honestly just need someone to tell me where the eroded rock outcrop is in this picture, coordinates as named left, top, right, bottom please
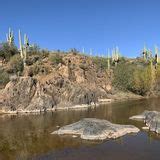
left=0, top=54, right=112, bottom=113
left=52, top=118, right=140, bottom=140
left=130, top=111, right=160, bottom=133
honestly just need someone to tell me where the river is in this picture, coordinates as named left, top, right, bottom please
left=0, top=98, right=160, bottom=160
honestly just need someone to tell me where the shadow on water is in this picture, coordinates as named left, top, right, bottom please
left=0, top=98, right=160, bottom=159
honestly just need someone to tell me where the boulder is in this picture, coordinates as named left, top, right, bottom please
left=130, top=111, right=160, bottom=134
left=52, top=118, right=139, bottom=140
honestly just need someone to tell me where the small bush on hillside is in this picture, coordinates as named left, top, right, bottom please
left=79, top=64, right=88, bottom=71
left=8, top=54, right=24, bottom=74
left=0, top=69, right=10, bottom=86
left=41, top=49, right=50, bottom=58
left=0, top=43, right=18, bottom=62
left=28, top=64, right=39, bottom=77
left=92, top=57, right=108, bottom=70
left=28, top=64, right=50, bottom=77
left=26, top=55, right=41, bottom=66
left=49, top=54, right=63, bottom=65
left=69, top=48, right=79, bottom=55
left=28, top=44, right=40, bottom=55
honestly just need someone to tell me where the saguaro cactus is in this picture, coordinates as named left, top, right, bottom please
left=6, top=28, right=14, bottom=46
left=112, top=47, right=119, bottom=66
left=89, top=48, right=93, bottom=56
left=107, top=49, right=110, bottom=70
left=142, top=45, right=150, bottom=60
left=155, top=45, right=159, bottom=64
left=82, top=47, right=85, bottom=54
left=18, top=30, right=30, bottom=66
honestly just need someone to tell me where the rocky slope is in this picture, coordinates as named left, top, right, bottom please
left=0, top=53, right=115, bottom=113
left=0, top=52, right=144, bottom=113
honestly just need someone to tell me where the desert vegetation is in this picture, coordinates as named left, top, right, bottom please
left=0, top=28, right=160, bottom=97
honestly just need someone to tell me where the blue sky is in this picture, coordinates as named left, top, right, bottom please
left=1, top=0, right=160, bottom=57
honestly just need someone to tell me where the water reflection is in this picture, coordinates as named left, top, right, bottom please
left=0, top=98, right=160, bottom=159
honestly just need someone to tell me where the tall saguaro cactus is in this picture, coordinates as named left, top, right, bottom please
left=18, top=30, right=30, bottom=67
left=6, top=28, right=14, bottom=46
left=89, top=48, right=93, bottom=56
left=112, top=47, right=119, bottom=67
left=107, top=49, right=110, bottom=70
left=155, top=45, right=159, bottom=64
left=82, top=47, right=85, bottom=54
left=142, top=45, right=151, bottom=61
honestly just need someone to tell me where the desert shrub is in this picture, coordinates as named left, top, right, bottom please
left=69, top=48, right=79, bottom=55
left=0, top=43, right=18, bottom=62
left=156, top=65, right=160, bottom=77
left=28, top=64, right=39, bottom=77
left=49, top=54, right=63, bottom=65
left=41, top=49, right=50, bottom=58
left=28, top=64, right=50, bottom=77
left=26, top=55, right=41, bottom=66
left=118, top=56, right=127, bottom=63
left=92, top=57, right=108, bottom=70
left=28, top=44, right=40, bottom=55
left=8, top=54, right=24, bottom=73
left=79, top=64, right=88, bottom=71
left=113, top=63, right=135, bottom=91
left=0, top=69, right=10, bottom=85
left=113, top=63, right=152, bottom=95
left=132, top=66, right=152, bottom=95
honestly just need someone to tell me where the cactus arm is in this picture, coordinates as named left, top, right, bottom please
left=19, top=30, right=23, bottom=58
left=90, top=48, right=92, bottom=56
left=107, top=49, right=110, bottom=70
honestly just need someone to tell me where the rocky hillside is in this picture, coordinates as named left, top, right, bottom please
left=1, top=28, right=160, bottom=113
left=0, top=51, right=115, bottom=113
left=1, top=45, right=159, bottom=113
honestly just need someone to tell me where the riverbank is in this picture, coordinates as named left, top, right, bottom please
left=1, top=52, right=156, bottom=115
left=0, top=90, right=143, bottom=115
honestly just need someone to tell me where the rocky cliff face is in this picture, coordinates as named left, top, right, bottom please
left=0, top=53, right=112, bottom=112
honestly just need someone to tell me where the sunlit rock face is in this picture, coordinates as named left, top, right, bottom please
left=0, top=53, right=112, bottom=113
left=52, top=118, right=140, bottom=140
left=130, top=111, right=160, bottom=134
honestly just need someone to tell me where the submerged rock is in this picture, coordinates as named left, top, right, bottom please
left=142, top=126, right=149, bottom=130
left=130, top=111, right=160, bottom=134
left=52, top=118, right=139, bottom=140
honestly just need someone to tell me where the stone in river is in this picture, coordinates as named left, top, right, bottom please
left=51, top=118, right=139, bottom=140
left=130, top=110, right=160, bottom=134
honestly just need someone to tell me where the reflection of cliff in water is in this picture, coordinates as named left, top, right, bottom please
left=0, top=98, right=160, bottom=159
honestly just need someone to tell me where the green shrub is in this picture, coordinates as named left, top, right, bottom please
left=28, top=64, right=39, bottom=77
left=92, top=57, right=108, bottom=70
left=113, top=63, right=152, bottom=95
left=0, top=43, right=18, bottom=62
left=41, top=49, right=49, bottom=58
left=69, top=48, right=79, bottom=55
left=49, top=54, right=63, bottom=65
left=8, top=54, right=24, bottom=73
left=132, top=66, right=152, bottom=95
left=79, top=64, right=88, bottom=70
left=28, top=64, right=50, bottom=77
left=0, top=70, right=10, bottom=85
left=113, top=63, right=135, bottom=91
left=26, top=55, right=41, bottom=66
left=28, top=44, right=40, bottom=55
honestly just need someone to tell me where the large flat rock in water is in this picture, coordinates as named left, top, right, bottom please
left=52, top=118, right=139, bottom=140
left=130, top=111, right=160, bottom=134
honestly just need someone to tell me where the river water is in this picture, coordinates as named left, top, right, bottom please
left=0, top=98, right=160, bottom=160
